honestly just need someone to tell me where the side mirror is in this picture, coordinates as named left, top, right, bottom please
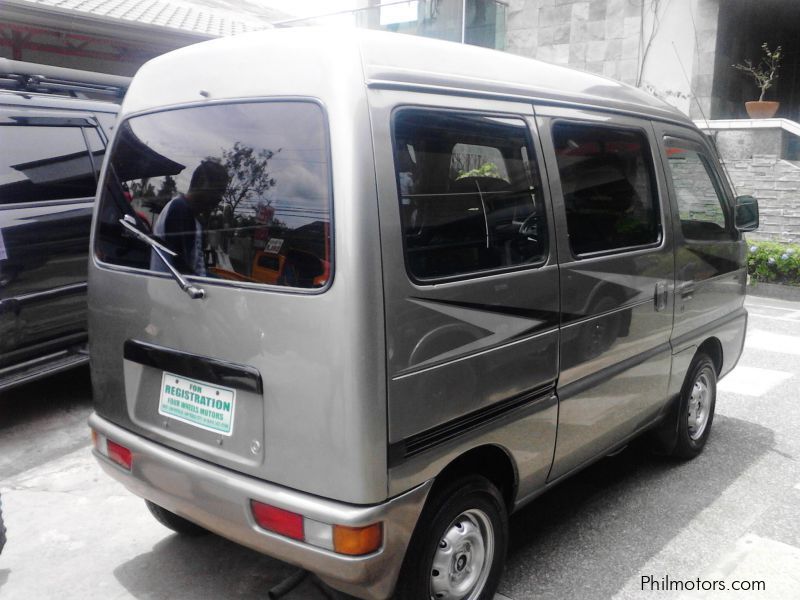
left=735, top=195, right=759, bottom=232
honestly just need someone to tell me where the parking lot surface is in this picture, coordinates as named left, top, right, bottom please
left=1, top=295, right=798, bottom=599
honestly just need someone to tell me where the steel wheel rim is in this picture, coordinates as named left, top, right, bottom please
left=429, top=509, right=494, bottom=600
left=688, top=370, right=712, bottom=441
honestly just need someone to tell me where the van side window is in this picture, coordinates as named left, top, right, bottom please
left=552, top=123, right=661, bottom=256
left=0, top=125, right=98, bottom=204
left=663, top=139, right=734, bottom=241
left=393, top=109, right=547, bottom=280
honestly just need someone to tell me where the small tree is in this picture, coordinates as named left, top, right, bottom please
left=733, top=43, right=782, bottom=101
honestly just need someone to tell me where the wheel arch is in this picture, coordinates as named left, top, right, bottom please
left=697, top=337, right=723, bottom=375
left=429, top=444, right=519, bottom=513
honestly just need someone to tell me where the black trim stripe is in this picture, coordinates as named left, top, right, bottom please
left=388, top=383, right=555, bottom=467
left=670, top=307, right=747, bottom=352
left=558, top=340, right=671, bottom=401
left=124, top=339, right=263, bottom=394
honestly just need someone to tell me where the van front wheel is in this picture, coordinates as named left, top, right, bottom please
left=145, top=500, right=208, bottom=536
left=395, top=475, right=507, bottom=600
left=671, top=353, right=717, bottom=459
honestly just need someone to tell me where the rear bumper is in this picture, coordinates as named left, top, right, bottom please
left=89, top=413, right=431, bottom=600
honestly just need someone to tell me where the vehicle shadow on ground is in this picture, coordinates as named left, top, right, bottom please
left=0, top=366, right=93, bottom=480
left=500, top=414, right=775, bottom=599
left=113, top=533, right=353, bottom=599
left=0, top=366, right=92, bottom=431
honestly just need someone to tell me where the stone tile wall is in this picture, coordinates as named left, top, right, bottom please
left=505, top=0, right=720, bottom=116
left=725, top=156, right=800, bottom=243
left=506, top=0, right=643, bottom=83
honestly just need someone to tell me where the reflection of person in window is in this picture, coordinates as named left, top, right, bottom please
left=150, top=160, right=229, bottom=276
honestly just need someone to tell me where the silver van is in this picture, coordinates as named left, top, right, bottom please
left=88, top=28, right=759, bottom=600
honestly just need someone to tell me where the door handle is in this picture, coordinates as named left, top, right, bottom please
left=654, top=282, right=668, bottom=311
left=680, top=286, right=694, bottom=301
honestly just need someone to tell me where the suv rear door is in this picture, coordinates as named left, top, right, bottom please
left=0, top=110, right=105, bottom=371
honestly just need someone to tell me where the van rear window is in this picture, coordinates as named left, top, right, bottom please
left=95, top=101, right=332, bottom=290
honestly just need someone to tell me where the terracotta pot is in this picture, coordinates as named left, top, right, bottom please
left=745, top=101, right=780, bottom=119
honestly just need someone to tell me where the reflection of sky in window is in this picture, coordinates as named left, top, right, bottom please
left=125, top=102, right=329, bottom=226
left=0, top=126, right=91, bottom=185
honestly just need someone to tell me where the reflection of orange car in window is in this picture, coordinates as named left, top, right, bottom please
left=251, top=221, right=330, bottom=288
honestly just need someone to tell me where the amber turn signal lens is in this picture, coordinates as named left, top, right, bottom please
left=332, top=523, right=383, bottom=556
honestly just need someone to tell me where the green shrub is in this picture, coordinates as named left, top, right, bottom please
left=747, top=240, right=800, bottom=286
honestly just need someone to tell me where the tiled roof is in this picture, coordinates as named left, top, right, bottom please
left=11, top=0, right=287, bottom=37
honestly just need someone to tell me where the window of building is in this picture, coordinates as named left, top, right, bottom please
left=393, top=109, right=547, bottom=280
left=664, top=139, right=733, bottom=241
left=552, top=122, right=661, bottom=256
left=0, top=125, right=98, bottom=204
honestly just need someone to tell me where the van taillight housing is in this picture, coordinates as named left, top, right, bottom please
left=250, top=500, right=382, bottom=556
left=92, top=429, right=133, bottom=470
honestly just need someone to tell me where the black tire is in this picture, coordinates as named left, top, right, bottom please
left=669, top=353, right=717, bottom=459
left=145, top=500, right=209, bottom=536
left=0, top=493, right=7, bottom=554
left=394, top=475, right=508, bottom=600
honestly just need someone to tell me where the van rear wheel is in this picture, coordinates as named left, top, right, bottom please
left=395, top=475, right=507, bottom=600
left=145, top=500, right=208, bottom=536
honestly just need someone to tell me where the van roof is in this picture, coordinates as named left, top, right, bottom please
left=121, top=27, right=693, bottom=127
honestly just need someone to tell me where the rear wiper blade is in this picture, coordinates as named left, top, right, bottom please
left=119, top=215, right=205, bottom=300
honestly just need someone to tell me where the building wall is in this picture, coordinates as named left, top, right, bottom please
left=725, top=156, right=800, bottom=244
left=505, top=0, right=720, bottom=118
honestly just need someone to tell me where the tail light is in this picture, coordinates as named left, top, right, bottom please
left=250, top=500, right=382, bottom=556
left=92, top=429, right=133, bottom=470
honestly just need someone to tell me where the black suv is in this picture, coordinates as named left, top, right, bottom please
left=0, top=59, right=128, bottom=391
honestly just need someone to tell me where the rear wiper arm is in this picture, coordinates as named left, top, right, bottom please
left=119, top=215, right=205, bottom=300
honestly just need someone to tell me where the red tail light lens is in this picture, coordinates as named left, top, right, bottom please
left=250, top=501, right=304, bottom=541
left=106, top=439, right=133, bottom=470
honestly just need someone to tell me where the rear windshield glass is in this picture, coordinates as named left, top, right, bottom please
left=95, top=102, right=332, bottom=289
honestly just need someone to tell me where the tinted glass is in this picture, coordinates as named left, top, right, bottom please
left=393, top=109, right=547, bottom=280
left=0, top=125, right=97, bottom=203
left=664, top=140, right=733, bottom=241
left=95, top=102, right=332, bottom=289
left=553, top=123, right=661, bottom=255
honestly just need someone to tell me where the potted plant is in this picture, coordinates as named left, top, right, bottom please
left=733, top=43, right=782, bottom=118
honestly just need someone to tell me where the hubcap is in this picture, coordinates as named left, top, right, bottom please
left=688, top=370, right=712, bottom=440
left=429, top=509, right=494, bottom=600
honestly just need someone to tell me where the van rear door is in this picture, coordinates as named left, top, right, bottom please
left=90, top=100, right=388, bottom=504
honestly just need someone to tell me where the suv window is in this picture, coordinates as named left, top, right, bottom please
left=0, top=125, right=98, bottom=204
left=95, top=101, right=332, bottom=289
left=664, top=138, right=734, bottom=241
left=552, top=122, right=661, bottom=256
left=393, top=109, right=547, bottom=280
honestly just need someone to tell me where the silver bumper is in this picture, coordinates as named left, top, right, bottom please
left=89, top=413, right=431, bottom=600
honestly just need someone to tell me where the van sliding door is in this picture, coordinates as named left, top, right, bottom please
left=537, top=106, right=675, bottom=481
left=369, top=90, right=559, bottom=498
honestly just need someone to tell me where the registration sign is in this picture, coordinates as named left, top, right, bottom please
left=158, top=372, right=236, bottom=436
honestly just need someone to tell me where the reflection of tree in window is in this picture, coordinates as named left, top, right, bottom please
left=219, top=141, right=281, bottom=217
